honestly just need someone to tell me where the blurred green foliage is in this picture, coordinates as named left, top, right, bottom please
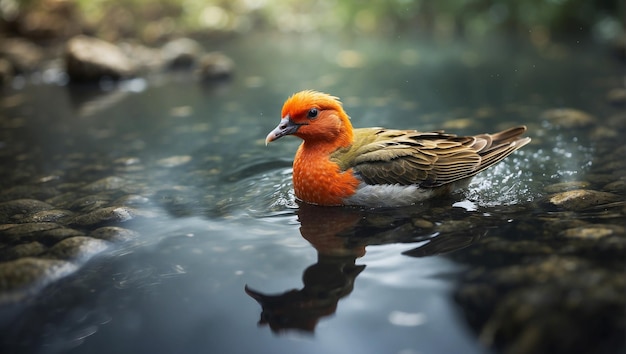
left=1, top=0, right=623, bottom=41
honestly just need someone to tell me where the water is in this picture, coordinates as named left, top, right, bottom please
left=0, top=32, right=624, bottom=354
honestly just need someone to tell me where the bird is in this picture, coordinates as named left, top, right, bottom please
left=265, top=90, right=531, bottom=207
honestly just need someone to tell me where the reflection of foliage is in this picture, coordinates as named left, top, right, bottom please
left=2, top=0, right=623, bottom=39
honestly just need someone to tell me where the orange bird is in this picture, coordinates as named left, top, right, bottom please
left=266, top=90, right=531, bottom=207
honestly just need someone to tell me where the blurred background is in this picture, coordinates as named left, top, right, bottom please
left=1, top=0, right=623, bottom=44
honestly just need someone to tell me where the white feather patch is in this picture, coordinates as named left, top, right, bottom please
left=343, top=183, right=434, bottom=207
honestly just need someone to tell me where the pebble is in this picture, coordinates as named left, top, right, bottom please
left=81, top=176, right=129, bottom=192
left=0, top=241, right=47, bottom=261
left=19, top=209, right=75, bottom=223
left=606, top=88, right=626, bottom=105
left=541, top=108, right=595, bottom=128
left=0, top=257, right=77, bottom=304
left=70, top=206, right=138, bottom=226
left=90, top=226, right=139, bottom=242
left=0, top=199, right=54, bottom=222
left=547, top=189, right=621, bottom=211
left=2, top=222, right=62, bottom=243
left=156, top=155, right=192, bottom=168
left=560, top=225, right=624, bottom=240
left=46, top=236, right=110, bottom=263
left=197, top=52, right=235, bottom=81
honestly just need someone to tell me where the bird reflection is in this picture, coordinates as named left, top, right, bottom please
left=245, top=202, right=482, bottom=334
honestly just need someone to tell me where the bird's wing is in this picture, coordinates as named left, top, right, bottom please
left=333, top=126, right=529, bottom=187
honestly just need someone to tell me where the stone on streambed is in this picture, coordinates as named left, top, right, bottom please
left=0, top=199, right=54, bottom=222
left=91, top=226, right=139, bottom=242
left=19, top=209, right=75, bottom=223
left=69, top=206, right=139, bottom=227
left=65, top=35, right=137, bottom=82
left=1, top=222, right=63, bottom=243
left=541, top=108, right=595, bottom=128
left=543, top=181, right=590, bottom=193
left=46, top=236, right=110, bottom=262
left=546, top=189, right=621, bottom=211
left=0, top=257, right=77, bottom=304
left=560, top=224, right=625, bottom=240
left=0, top=241, right=47, bottom=261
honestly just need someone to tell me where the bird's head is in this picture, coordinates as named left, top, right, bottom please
left=265, top=90, right=353, bottom=146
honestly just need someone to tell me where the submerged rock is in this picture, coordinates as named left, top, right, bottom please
left=546, top=189, right=621, bottom=211
left=0, top=257, right=77, bottom=304
left=90, top=226, right=139, bottom=242
left=541, top=108, right=595, bottom=128
left=0, top=199, right=54, bottom=222
left=46, top=236, right=110, bottom=262
left=70, top=206, right=138, bottom=226
left=65, top=35, right=137, bottom=82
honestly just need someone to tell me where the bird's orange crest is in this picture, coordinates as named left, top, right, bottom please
left=281, top=90, right=343, bottom=123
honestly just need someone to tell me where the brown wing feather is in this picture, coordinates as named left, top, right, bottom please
left=341, top=126, right=530, bottom=187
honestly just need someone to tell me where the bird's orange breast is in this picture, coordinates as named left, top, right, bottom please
left=292, top=144, right=361, bottom=206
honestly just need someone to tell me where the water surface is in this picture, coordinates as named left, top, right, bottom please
left=0, top=32, right=624, bottom=354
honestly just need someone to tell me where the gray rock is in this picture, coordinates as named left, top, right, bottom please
left=0, top=58, right=12, bottom=85
left=0, top=199, right=54, bottom=222
left=91, top=226, right=139, bottom=242
left=0, top=38, right=44, bottom=73
left=0, top=257, right=77, bottom=304
left=161, top=38, right=202, bottom=69
left=68, top=194, right=112, bottom=213
left=81, top=176, right=129, bottom=192
left=541, top=108, right=595, bottom=128
left=560, top=224, right=624, bottom=240
left=543, top=181, right=590, bottom=193
left=1, top=222, right=62, bottom=243
left=65, top=35, right=137, bottom=82
left=547, top=189, right=621, bottom=211
left=1, top=241, right=47, bottom=261
left=19, top=209, right=75, bottom=223
left=197, top=52, right=234, bottom=81
left=46, top=236, right=110, bottom=262
left=70, top=206, right=138, bottom=226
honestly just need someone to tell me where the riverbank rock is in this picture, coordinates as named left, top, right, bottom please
left=65, top=35, right=137, bottom=82
left=546, top=189, right=621, bottom=211
left=161, top=37, right=202, bottom=69
left=197, top=52, right=234, bottom=81
left=0, top=38, right=44, bottom=74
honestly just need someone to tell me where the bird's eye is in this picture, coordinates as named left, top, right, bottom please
left=307, top=108, right=318, bottom=119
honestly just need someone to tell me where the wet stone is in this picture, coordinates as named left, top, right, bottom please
left=19, top=209, right=75, bottom=223
left=68, top=194, right=112, bottom=213
left=197, top=52, right=235, bottom=81
left=543, top=181, right=590, bottom=193
left=91, top=227, right=139, bottom=242
left=560, top=225, right=625, bottom=240
left=156, top=155, right=192, bottom=168
left=1, top=222, right=62, bottom=243
left=81, top=176, right=129, bottom=192
left=541, top=108, right=595, bottom=128
left=0, top=185, right=59, bottom=202
left=411, top=218, right=435, bottom=229
left=70, top=206, right=138, bottom=227
left=606, top=88, right=626, bottom=106
left=603, top=179, right=625, bottom=193
left=0, top=241, right=47, bottom=261
left=0, top=199, right=54, bottom=222
left=46, top=236, right=110, bottom=263
left=161, top=37, right=202, bottom=69
left=39, top=227, right=84, bottom=243
left=0, top=257, right=77, bottom=304
left=65, top=35, right=137, bottom=82
left=547, top=189, right=621, bottom=211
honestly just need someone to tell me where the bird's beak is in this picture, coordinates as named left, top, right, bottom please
left=265, top=115, right=300, bottom=145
